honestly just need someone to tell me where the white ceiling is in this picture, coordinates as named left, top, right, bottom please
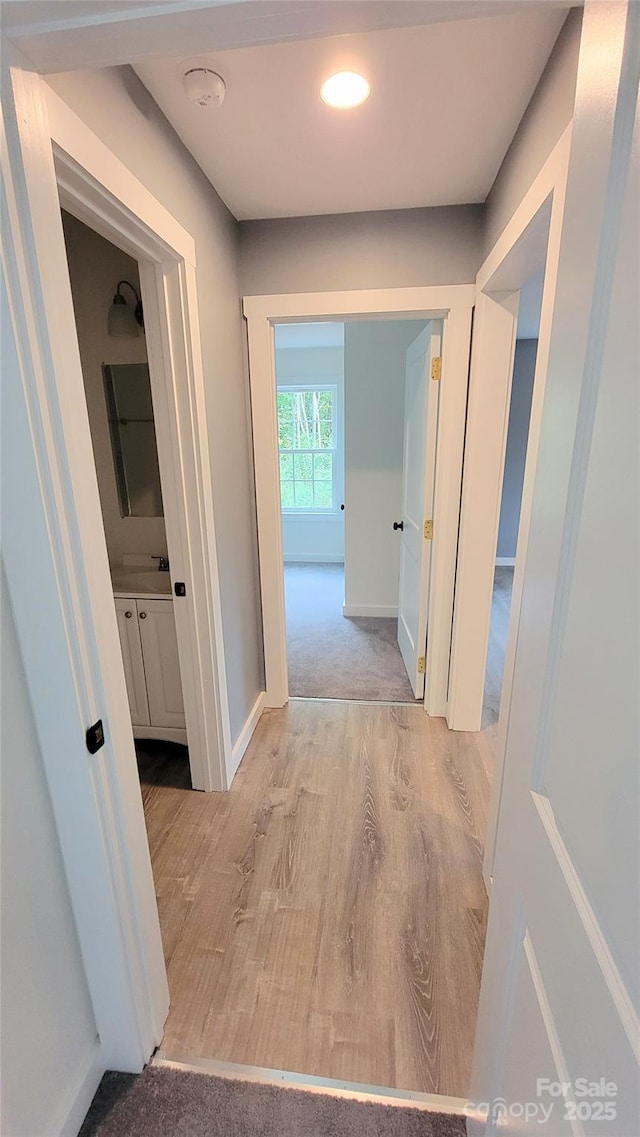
left=134, top=7, right=567, bottom=221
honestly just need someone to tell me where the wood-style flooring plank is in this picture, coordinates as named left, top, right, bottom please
left=483, top=566, right=514, bottom=729
left=140, top=701, right=491, bottom=1096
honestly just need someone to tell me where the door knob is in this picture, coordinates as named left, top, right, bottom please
left=393, top=521, right=404, bottom=531
left=125, top=610, right=133, bottom=619
left=139, top=611, right=147, bottom=619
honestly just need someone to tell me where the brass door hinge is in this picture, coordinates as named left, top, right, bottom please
left=431, top=356, right=442, bottom=381
left=417, top=656, right=426, bottom=675
left=424, top=519, right=433, bottom=540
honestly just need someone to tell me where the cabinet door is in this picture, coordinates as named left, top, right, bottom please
left=136, top=599, right=185, bottom=729
left=114, top=597, right=150, bottom=726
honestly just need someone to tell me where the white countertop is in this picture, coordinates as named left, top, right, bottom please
left=111, top=566, right=172, bottom=598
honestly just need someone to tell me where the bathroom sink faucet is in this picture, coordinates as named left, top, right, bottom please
left=151, top=555, right=170, bottom=572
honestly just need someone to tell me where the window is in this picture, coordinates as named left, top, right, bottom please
left=277, top=385, right=337, bottom=511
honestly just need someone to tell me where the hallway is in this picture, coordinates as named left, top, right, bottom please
left=139, top=700, right=491, bottom=1097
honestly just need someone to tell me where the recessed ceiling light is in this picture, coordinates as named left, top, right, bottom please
left=320, top=71, right=370, bottom=109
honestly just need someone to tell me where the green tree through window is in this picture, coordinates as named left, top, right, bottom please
left=277, top=386, right=336, bottom=510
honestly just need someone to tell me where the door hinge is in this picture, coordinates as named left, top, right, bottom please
left=431, top=356, right=442, bottom=381
left=424, top=519, right=433, bottom=540
left=417, top=656, right=426, bottom=675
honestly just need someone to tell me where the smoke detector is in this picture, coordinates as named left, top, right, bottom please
left=182, top=68, right=226, bottom=108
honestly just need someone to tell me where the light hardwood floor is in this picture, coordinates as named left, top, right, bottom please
left=138, top=700, right=492, bottom=1096
left=482, top=566, right=515, bottom=728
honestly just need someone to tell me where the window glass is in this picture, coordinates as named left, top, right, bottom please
left=277, top=385, right=337, bottom=511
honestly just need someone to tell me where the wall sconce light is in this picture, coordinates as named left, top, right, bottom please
left=108, top=280, right=144, bottom=337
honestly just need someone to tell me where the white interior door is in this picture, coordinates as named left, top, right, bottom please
left=137, top=599, right=186, bottom=730
left=470, top=9, right=639, bottom=1134
left=397, top=322, right=442, bottom=697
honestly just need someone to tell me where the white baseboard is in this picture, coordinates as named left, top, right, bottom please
left=342, top=604, right=398, bottom=618
left=495, top=557, right=516, bottom=567
left=284, top=555, right=344, bottom=564
left=229, top=691, right=265, bottom=781
left=57, top=1044, right=104, bottom=1137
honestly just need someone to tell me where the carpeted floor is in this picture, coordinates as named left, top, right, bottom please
left=285, top=563, right=416, bottom=702
left=79, top=1067, right=467, bottom=1137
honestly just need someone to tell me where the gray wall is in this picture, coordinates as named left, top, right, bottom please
left=239, top=15, right=582, bottom=289
left=497, top=339, right=538, bottom=560
left=483, top=8, right=582, bottom=257
left=240, top=206, right=484, bottom=295
left=48, top=66, right=263, bottom=743
left=1, top=574, right=98, bottom=1137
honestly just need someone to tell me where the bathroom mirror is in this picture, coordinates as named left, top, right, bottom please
left=102, top=363, right=164, bottom=518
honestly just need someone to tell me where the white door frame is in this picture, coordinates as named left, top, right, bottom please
left=48, top=84, right=232, bottom=794
left=1, top=55, right=228, bottom=1074
left=243, top=287, right=474, bottom=716
left=448, top=125, right=572, bottom=738
left=447, top=127, right=573, bottom=886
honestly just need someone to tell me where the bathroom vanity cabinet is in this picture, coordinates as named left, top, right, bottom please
left=114, top=596, right=186, bottom=743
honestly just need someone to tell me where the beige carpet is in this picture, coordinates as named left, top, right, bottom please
left=285, top=563, right=416, bottom=702
left=79, top=1067, right=466, bottom=1136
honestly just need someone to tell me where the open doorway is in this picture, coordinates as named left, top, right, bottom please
left=61, top=210, right=193, bottom=793
left=273, top=317, right=442, bottom=702
left=482, top=273, right=543, bottom=728
left=51, top=125, right=234, bottom=799
left=245, top=286, right=473, bottom=715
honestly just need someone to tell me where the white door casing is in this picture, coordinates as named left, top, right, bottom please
left=243, top=288, right=474, bottom=717
left=448, top=128, right=573, bottom=736
left=1, top=49, right=230, bottom=1078
left=47, top=82, right=231, bottom=792
left=397, top=323, right=442, bottom=697
left=2, top=55, right=168, bottom=1073
left=469, top=6, right=640, bottom=1136
left=458, top=135, right=573, bottom=884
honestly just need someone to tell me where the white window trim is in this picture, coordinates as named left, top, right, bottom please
left=277, top=379, right=343, bottom=517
